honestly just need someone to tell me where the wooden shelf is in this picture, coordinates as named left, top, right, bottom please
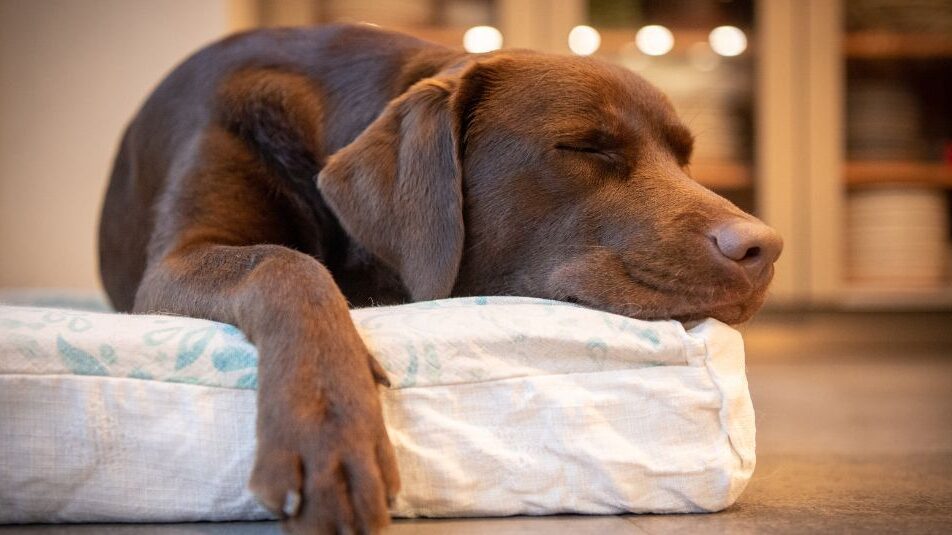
left=845, top=31, right=952, bottom=59
left=597, top=28, right=723, bottom=57
left=846, top=161, right=952, bottom=188
left=387, top=24, right=464, bottom=47
left=837, top=284, right=952, bottom=310
left=691, top=161, right=752, bottom=189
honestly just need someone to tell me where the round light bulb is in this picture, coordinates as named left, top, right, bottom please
left=568, top=25, right=601, bottom=56
left=463, top=25, right=503, bottom=53
left=708, top=26, right=747, bottom=57
left=635, top=25, right=674, bottom=56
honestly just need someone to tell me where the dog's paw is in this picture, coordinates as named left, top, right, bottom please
left=249, top=372, right=400, bottom=535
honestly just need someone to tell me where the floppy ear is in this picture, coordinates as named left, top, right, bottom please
left=317, top=71, right=471, bottom=301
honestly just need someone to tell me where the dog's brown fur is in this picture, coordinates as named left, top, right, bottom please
left=99, top=24, right=780, bottom=534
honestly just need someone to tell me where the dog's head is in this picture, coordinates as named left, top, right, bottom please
left=318, top=51, right=781, bottom=324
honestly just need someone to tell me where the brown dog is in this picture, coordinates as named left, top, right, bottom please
left=99, top=24, right=781, bottom=534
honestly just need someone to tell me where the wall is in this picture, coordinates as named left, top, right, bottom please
left=0, top=0, right=229, bottom=291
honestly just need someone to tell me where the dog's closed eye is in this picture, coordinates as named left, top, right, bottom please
left=554, top=143, right=622, bottom=165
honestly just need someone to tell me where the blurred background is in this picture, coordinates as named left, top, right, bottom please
left=1, top=1, right=950, bottom=531
left=2, top=0, right=951, bottom=315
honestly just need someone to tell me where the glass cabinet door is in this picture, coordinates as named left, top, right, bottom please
left=840, top=0, right=952, bottom=306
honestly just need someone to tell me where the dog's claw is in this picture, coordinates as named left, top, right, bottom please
left=282, top=490, right=301, bottom=517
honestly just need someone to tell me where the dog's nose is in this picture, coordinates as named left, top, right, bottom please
left=710, top=219, right=783, bottom=279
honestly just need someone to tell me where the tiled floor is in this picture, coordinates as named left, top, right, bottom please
left=3, top=312, right=951, bottom=534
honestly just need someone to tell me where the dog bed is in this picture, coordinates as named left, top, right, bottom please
left=0, top=296, right=754, bottom=522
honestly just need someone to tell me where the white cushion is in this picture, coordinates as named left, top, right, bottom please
left=0, top=296, right=754, bottom=522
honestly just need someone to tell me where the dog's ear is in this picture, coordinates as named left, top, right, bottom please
left=318, top=63, right=482, bottom=301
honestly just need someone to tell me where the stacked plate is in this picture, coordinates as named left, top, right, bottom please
left=847, top=187, right=949, bottom=286
left=847, top=0, right=952, bottom=33
left=847, top=81, right=924, bottom=161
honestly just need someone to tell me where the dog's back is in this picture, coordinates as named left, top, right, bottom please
left=98, top=25, right=460, bottom=311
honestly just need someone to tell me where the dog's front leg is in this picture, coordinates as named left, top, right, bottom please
left=134, top=243, right=399, bottom=534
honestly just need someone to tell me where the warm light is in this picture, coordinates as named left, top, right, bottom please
left=463, top=25, right=503, bottom=53
left=618, top=41, right=650, bottom=71
left=635, top=25, right=674, bottom=56
left=688, top=41, right=720, bottom=71
left=708, top=25, right=747, bottom=57
left=568, top=25, right=601, bottom=56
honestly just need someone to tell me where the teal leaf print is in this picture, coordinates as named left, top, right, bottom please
left=168, top=376, right=201, bottom=385
left=57, top=336, right=108, bottom=376
left=422, top=343, right=441, bottom=381
left=67, top=316, right=92, bottom=332
left=128, top=368, right=154, bottom=380
left=212, top=345, right=257, bottom=372
left=152, top=350, right=169, bottom=364
left=639, top=328, right=660, bottom=346
left=399, top=343, right=420, bottom=388
left=42, top=311, right=66, bottom=323
left=586, top=337, right=608, bottom=366
left=10, top=334, right=43, bottom=359
left=236, top=373, right=258, bottom=389
left=217, top=324, right=245, bottom=340
left=143, top=325, right=183, bottom=346
left=175, top=327, right=216, bottom=370
left=99, top=344, right=117, bottom=364
left=603, top=316, right=661, bottom=347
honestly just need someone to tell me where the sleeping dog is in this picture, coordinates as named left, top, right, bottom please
left=99, top=24, right=781, bottom=534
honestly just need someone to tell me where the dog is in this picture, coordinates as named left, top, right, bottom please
left=99, top=24, right=781, bottom=534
